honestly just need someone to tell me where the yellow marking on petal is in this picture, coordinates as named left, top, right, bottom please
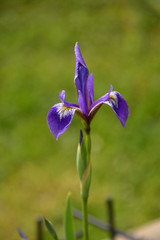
left=109, top=95, right=116, bottom=101
left=109, top=93, right=118, bottom=108
left=57, top=104, right=74, bottom=120
left=62, top=106, right=70, bottom=111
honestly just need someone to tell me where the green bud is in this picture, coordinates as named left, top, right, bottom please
left=44, top=217, right=58, bottom=240
left=76, top=130, right=92, bottom=199
left=76, top=130, right=87, bottom=180
left=81, top=161, right=92, bottom=199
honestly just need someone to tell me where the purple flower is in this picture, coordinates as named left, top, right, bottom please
left=47, top=42, right=129, bottom=140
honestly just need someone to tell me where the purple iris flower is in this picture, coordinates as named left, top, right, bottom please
left=47, top=42, right=129, bottom=140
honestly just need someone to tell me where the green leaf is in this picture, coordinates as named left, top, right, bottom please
left=44, top=217, right=58, bottom=240
left=64, top=193, right=75, bottom=240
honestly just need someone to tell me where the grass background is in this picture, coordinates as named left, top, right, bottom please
left=0, top=0, right=160, bottom=239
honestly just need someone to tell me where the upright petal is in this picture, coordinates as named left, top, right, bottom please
left=77, top=90, right=88, bottom=115
left=74, top=42, right=89, bottom=115
left=87, top=73, right=94, bottom=108
left=74, top=42, right=87, bottom=70
left=47, top=103, right=76, bottom=140
left=105, top=91, right=129, bottom=127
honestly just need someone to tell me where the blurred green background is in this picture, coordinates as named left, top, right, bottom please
left=0, top=0, right=160, bottom=239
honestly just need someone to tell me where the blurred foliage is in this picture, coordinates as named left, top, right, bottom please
left=0, top=0, right=160, bottom=239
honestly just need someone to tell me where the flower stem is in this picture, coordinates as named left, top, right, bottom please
left=82, top=197, right=88, bottom=240
left=81, top=130, right=91, bottom=240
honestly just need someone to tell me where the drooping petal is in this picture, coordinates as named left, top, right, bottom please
left=89, top=85, right=113, bottom=115
left=105, top=91, right=129, bottom=127
left=74, top=42, right=89, bottom=115
left=59, top=90, right=79, bottom=108
left=87, top=73, right=94, bottom=107
left=47, top=103, right=76, bottom=140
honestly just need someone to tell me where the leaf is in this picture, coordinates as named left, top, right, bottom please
left=64, top=193, right=75, bottom=240
left=44, top=217, right=58, bottom=240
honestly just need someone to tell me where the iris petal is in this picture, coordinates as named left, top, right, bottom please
left=47, top=103, right=76, bottom=140
left=87, top=74, right=94, bottom=107
left=89, top=85, right=113, bottom=114
left=74, top=42, right=87, bottom=75
left=105, top=91, right=129, bottom=127
left=74, top=42, right=89, bottom=114
left=77, top=90, right=88, bottom=116
left=74, top=43, right=89, bottom=93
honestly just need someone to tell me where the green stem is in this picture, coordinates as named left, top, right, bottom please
left=82, top=197, right=88, bottom=240
left=81, top=130, right=91, bottom=240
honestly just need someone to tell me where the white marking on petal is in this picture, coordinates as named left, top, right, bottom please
left=56, top=103, right=75, bottom=120
left=107, top=91, right=118, bottom=108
